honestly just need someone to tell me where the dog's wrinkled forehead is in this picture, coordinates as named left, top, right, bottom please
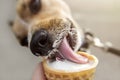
left=28, top=18, right=71, bottom=43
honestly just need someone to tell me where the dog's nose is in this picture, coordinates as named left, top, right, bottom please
left=30, top=29, right=53, bottom=56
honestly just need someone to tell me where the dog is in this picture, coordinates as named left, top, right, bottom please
left=12, top=0, right=85, bottom=57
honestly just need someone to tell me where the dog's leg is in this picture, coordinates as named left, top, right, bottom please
left=12, top=19, right=28, bottom=47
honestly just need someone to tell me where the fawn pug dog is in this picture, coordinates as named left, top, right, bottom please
left=12, top=0, right=85, bottom=60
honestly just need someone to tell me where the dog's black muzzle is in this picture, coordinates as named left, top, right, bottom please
left=30, top=28, right=53, bottom=56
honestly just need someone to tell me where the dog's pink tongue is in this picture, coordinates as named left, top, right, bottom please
left=59, top=37, right=88, bottom=64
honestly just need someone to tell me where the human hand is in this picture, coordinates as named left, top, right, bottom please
left=32, top=62, right=46, bottom=80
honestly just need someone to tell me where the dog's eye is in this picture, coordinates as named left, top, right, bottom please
left=29, top=0, right=41, bottom=14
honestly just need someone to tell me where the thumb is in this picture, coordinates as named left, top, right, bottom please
left=32, top=62, right=46, bottom=80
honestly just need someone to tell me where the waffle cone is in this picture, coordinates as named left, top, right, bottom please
left=43, top=52, right=98, bottom=80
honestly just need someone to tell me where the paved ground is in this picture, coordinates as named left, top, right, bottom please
left=0, top=0, right=120, bottom=80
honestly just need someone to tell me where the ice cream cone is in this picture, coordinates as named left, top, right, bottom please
left=43, top=52, right=98, bottom=80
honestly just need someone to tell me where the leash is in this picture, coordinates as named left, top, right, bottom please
left=80, top=29, right=120, bottom=56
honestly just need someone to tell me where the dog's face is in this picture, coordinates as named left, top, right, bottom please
left=16, top=0, right=84, bottom=57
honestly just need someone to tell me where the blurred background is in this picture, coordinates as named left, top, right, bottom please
left=0, top=0, right=120, bottom=80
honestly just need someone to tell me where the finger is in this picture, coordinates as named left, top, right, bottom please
left=32, top=62, right=46, bottom=80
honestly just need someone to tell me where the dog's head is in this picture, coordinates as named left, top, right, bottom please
left=16, top=0, right=84, bottom=57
